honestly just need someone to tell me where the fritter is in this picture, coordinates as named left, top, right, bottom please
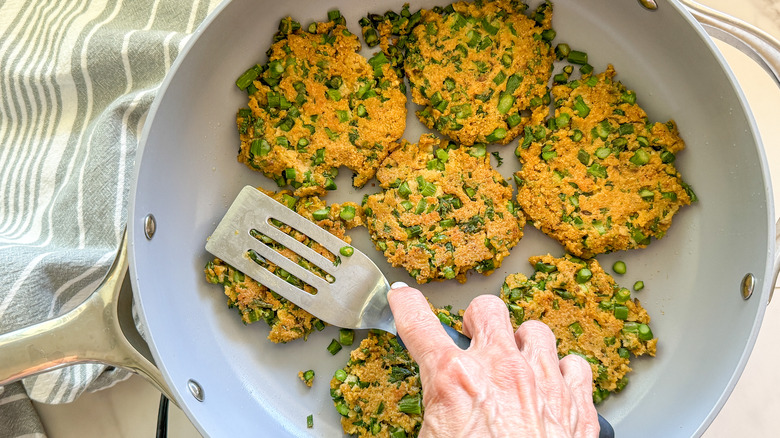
left=514, top=65, right=696, bottom=258
left=234, top=12, right=406, bottom=196
left=204, top=188, right=362, bottom=343
left=330, top=307, right=463, bottom=438
left=403, top=0, right=555, bottom=146
left=500, top=254, right=657, bottom=403
left=364, top=134, right=523, bottom=283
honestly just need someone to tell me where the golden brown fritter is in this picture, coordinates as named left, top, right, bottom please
left=514, top=65, right=696, bottom=258
left=364, top=134, right=523, bottom=283
left=403, top=0, right=555, bottom=146
left=235, top=13, right=406, bottom=196
left=500, top=254, right=657, bottom=403
left=330, top=307, right=462, bottom=438
left=204, top=188, right=362, bottom=343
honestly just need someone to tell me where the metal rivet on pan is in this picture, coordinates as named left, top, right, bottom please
left=637, top=0, right=658, bottom=10
left=187, top=379, right=204, bottom=402
left=143, top=214, right=156, bottom=240
left=741, top=273, right=755, bottom=300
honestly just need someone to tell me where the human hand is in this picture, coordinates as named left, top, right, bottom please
left=387, top=284, right=600, bottom=438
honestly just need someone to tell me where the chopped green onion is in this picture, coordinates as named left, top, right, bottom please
left=541, top=150, right=557, bottom=161
left=420, top=181, right=437, bottom=197
left=306, top=414, right=314, bottom=428
left=335, top=402, right=350, bottom=416
left=555, top=112, right=571, bottom=128
left=440, top=218, right=455, bottom=228
left=567, top=50, right=588, bottom=65
left=312, top=208, right=329, bottom=221
left=398, top=181, right=412, bottom=198
left=340, top=246, right=354, bottom=257
left=573, top=95, right=590, bottom=118
left=569, top=322, right=584, bottom=337
left=250, top=139, right=271, bottom=157
left=633, top=280, right=645, bottom=291
left=486, top=128, right=507, bottom=143
left=390, top=427, right=407, bottom=438
left=613, top=305, right=629, bottom=320
left=660, top=150, right=676, bottom=163
left=638, top=323, right=654, bottom=341
left=595, top=147, right=611, bottom=159
left=587, top=163, right=607, bottom=179
left=580, top=63, right=594, bottom=75
left=509, top=303, right=524, bottom=322
left=630, top=150, right=650, bottom=166
left=613, top=261, right=627, bottom=275
left=575, top=267, right=592, bottom=283
left=339, top=328, right=354, bottom=346
left=555, top=43, right=571, bottom=60
left=469, top=144, right=487, bottom=158
left=398, top=393, right=422, bottom=415
left=497, top=93, right=515, bottom=115
left=577, top=149, right=590, bottom=166
left=327, top=339, right=342, bottom=355
left=615, top=287, right=631, bottom=303
left=535, top=262, right=557, bottom=273
left=339, top=205, right=356, bottom=221
left=236, top=65, right=260, bottom=90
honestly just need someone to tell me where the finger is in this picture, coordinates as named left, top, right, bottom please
left=387, top=284, right=457, bottom=370
left=461, top=294, right=516, bottom=350
left=560, top=354, right=600, bottom=438
left=515, top=320, right=571, bottom=425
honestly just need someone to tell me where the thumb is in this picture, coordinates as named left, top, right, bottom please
left=387, top=283, right=458, bottom=370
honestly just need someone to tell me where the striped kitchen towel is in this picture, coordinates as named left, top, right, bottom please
left=0, top=0, right=219, bottom=436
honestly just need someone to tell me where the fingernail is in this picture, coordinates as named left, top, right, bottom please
left=390, top=281, right=409, bottom=289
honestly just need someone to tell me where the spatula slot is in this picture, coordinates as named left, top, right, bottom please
left=250, top=228, right=336, bottom=285
left=264, top=217, right=339, bottom=263
left=246, top=247, right=319, bottom=296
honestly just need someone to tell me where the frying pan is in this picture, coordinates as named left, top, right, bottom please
left=1, top=0, right=779, bottom=436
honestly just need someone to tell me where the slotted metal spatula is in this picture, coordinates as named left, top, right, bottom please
left=205, top=185, right=468, bottom=346
left=205, top=186, right=613, bottom=437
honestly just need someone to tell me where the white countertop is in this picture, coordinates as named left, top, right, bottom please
left=32, top=0, right=780, bottom=436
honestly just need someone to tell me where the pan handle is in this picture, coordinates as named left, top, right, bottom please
left=0, top=230, right=174, bottom=400
left=679, top=0, right=780, bottom=87
left=773, top=218, right=780, bottom=304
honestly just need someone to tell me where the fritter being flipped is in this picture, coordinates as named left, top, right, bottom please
left=234, top=12, right=406, bottom=196
left=204, top=188, right=362, bottom=343
left=500, top=254, right=657, bottom=403
left=403, top=0, right=555, bottom=146
left=514, top=65, right=696, bottom=258
left=330, top=307, right=463, bottom=437
left=364, top=134, right=523, bottom=283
